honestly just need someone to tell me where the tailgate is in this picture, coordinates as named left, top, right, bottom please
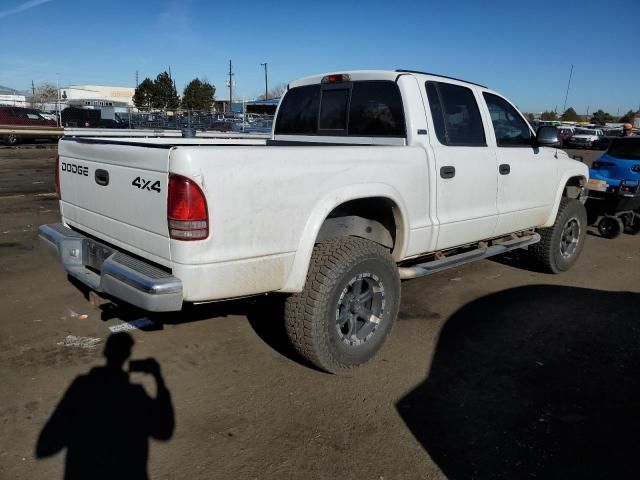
left=58, top=138, right=172, bottom=266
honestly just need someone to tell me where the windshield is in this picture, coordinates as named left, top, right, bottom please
left=607, top=138, right=640, bottom=160
left=575, top=129, right=594, bottom=135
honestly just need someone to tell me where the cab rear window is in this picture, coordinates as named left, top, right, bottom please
left=275, top=80, right=405, bottom=137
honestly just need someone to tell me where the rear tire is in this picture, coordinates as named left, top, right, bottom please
left=529, top=198, right=587, bottom=273
left=284, top=237, right=400, bottom=373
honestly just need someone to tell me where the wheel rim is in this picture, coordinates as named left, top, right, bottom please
left=560, top=217, right=581, bottom=258
left=335, top=273, right=386, bottom=346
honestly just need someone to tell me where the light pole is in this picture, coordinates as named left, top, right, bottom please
left=260, top=63, right=268, bottom=100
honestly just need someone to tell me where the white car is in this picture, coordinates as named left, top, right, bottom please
left=569, top=128, right=604, bottom=149
left=40, top=70, right=588, bottom=372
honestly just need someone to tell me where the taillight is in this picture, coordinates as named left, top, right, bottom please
left=55, top=155, right=60, bottom=198
left=167, top=173, right=208, bottom=240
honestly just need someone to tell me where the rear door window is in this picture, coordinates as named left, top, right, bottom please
left=425, top=81, right=486, bottom=146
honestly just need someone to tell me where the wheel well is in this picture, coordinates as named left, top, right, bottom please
left=563, top=176, right=586, bottom=199
left=316, top=198, right=401, bottom=255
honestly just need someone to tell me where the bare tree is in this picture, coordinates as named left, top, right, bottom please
left=258, top=82, right=287, bottom=100
left=28, top=82, right=58, bottom=110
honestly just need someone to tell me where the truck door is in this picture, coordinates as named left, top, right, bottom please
left=481, top=93, right=557, bottom=234
left=423, top=81, right=499, bottom=250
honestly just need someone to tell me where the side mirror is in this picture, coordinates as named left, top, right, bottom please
left=536, top=126, right=561, bottom=147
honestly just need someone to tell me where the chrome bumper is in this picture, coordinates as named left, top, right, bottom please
left=38, top=223, right=183, bottom=312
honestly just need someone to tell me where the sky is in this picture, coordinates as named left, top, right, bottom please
left=0, top=0, right=638, bottom=114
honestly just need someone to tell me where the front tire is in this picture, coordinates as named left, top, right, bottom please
left=285, top=237, right=400, bottom=373
left=529, top=198, right=587, bottom=273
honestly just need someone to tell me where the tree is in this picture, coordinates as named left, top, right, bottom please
left=257, top=82, right=287, bottom=100
left=540, top=111, right=557, bottom=121
left=152, top=72, right=180, bottom=110
left=181, top=78, right=215, bottom=111
left=591, top=109, right=612, bottom=126
left=525, top=112, right=535, bottom=122
left=133, top=78, right=155, bottom=111
left=28, top=82, right=58, bottom=110
left=619, top=110, right=635, bottom=124
left=561, top=107, right=579, bottom=121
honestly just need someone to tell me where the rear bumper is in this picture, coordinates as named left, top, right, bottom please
left=38, top=223, right=183, bottom=312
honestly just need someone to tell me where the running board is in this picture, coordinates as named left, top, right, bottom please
left=398, top=233, right=541, bottom=280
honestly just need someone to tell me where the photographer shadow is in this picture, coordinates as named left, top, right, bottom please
left=35, top=332, right=174, bottom=480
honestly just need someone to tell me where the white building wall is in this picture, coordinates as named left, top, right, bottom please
left=0, top=94, right=27, bottom=107
left=59, top=85, right=135, bottom=106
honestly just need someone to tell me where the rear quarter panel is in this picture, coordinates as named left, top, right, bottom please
left=168, top=145, right=431, bottom=292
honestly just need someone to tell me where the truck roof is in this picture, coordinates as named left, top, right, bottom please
left=289, top=69, right=488, bottom=90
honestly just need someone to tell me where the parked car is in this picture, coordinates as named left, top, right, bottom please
left=568, top=128, right=605, bottom=149
left=40, top=69, right=588, bottom=373
left=0, top=106, right=58, bottom=145
left=557, top=125, right=574, bottom=147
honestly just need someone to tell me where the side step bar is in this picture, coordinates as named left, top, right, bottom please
left=398, top=233, right=541, bottom=280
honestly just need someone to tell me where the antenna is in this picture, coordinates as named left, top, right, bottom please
left=562, top=64, right=573, bottom=114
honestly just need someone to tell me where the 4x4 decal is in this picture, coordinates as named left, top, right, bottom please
left=132, top=176, right=161, bottom=193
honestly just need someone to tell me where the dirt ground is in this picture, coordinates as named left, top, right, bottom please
left=1, top=147, right=639, bottom=480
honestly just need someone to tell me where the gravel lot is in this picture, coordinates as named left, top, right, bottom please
left=1, top=146, right=639, bottom=479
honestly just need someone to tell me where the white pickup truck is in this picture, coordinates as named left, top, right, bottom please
left=40, top=70, right=588, bottom=372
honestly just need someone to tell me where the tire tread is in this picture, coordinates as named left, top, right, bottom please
left=284, top=237, right=399, bottom=373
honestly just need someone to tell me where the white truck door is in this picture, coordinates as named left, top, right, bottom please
left=481, top=93, right=557, bottom=234
left=423, top=80, right=498, bottom=249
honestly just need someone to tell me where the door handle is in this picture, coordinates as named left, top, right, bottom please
left=440, top=166, right=456, bottom=179
left=499, top=164, right=511, bottom=175
left=95, top=169, right=109, bottom=186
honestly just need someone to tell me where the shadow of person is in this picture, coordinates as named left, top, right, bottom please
left=36, top=332, right=174, bottom=480
left=397, top=285, right=640, bottom=480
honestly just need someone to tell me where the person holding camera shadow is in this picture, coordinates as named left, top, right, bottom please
left=36, top=332, right=174, bottom=480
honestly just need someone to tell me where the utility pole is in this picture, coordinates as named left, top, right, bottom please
left=135, top=70, right=139, bottom=88
left=228, top=59, right=234, bottom=112
left=31, top=80, right=35, bottom=96
left=562, top=64, right=573, bottom=115
left=260, top=62, right=268, bottom=100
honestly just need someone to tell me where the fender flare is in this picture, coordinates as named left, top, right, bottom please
left=542, top=171, right=588, bottom=228
left=279, top=183, right=409, bottom=292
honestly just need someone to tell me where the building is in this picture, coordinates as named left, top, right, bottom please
left=246, top=98, right=280, bottom=115
left=0, top=85, right=27, bottom=107
left=59, top=85, right=135, bottom=107
left=634, top=111, right=640, bottom=129
left=55, top=85, right=135, bottom=120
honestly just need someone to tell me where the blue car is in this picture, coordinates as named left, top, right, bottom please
left=586, top=137, right=640, bottom=238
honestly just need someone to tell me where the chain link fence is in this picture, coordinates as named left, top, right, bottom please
left=60, top=106, right=274, bottom=134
